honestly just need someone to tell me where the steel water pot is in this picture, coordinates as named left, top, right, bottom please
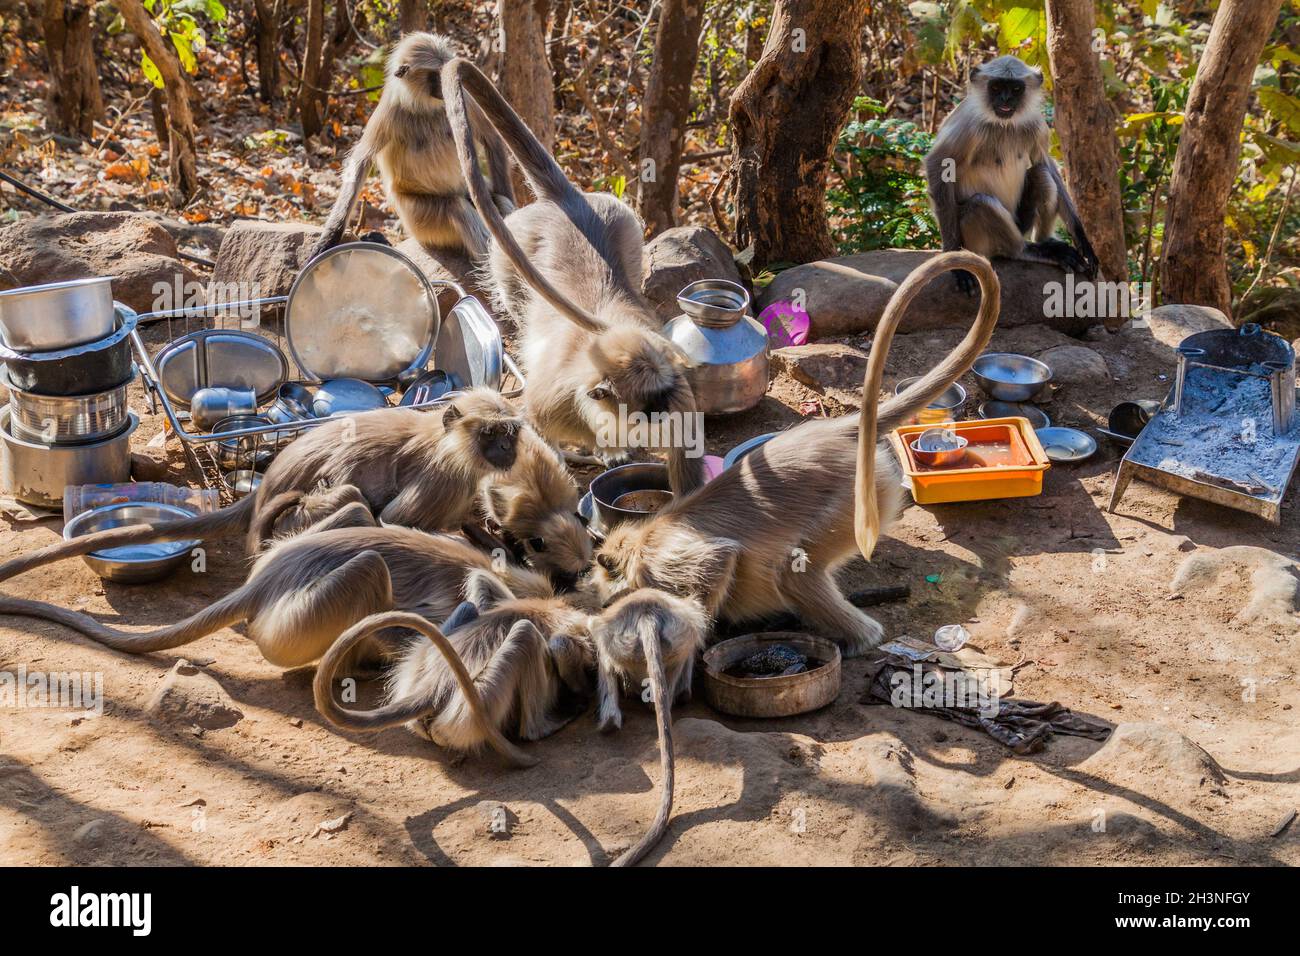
left=662, top=279, right=768, bottom=415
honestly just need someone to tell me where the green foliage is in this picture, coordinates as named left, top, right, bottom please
left=111, top=0, right=227, bottom=89
left=828, top=97, right=939, bottom=253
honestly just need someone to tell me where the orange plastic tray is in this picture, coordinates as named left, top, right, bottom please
left=888, top=417, right=1051, bottom=503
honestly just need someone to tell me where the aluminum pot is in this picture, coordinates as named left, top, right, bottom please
left=663, top=279, right=768, bottom=415
left=210, top=414, right=282, bottom=471
left=0, top=277, right=116, bottom=352
left=0, top=408, right=137, bottom=509
left=0, top=303, right=137, bottom=395
left=589, top=462, right=673, bottom=531
left=7, top=373, right=132, bottom=444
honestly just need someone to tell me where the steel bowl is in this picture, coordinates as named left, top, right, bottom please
left=1035, top=426, right=1097, bottom=462
left=896, top=376, right=968, bottom=423
left=722, top=432, right=776, bottom=469
left=210, top=414, right=281, bottom=471
left=0, top=408, right=137, bottom=509
left=972, top=353, right=1053, bottom=402
left=312, top=378, right=389, bottom=417
left=589, top=462, right=672, bottom=531
left=7, top=372, right=132, bottom=444
left=0, top=276, right=117, bottom=352
left=62, top=501, right=198, bottom=583
left=221, top=468, right=264, bottom=498
left=265, top=382, right=315, bottom=425
left=977, top=400, right=1051, bottom=429
left=702, top=632, right=841, bottom=718
left=909, top=432, right=969, bottom=468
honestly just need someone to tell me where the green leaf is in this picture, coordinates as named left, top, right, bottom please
left=1258, top=87, right=1300, bottom=136
left=998, top=6, right=1041, bottom=49
left=141, top=52, right=164, bottom=89
left=170, top=31, right=197, bottom=73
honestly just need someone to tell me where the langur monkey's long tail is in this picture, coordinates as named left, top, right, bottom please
left=0, top=590, right=250, bottom=654
left=0, top=494, right=259, bottom=588
left=853, top=251, right=1001, bottom=561
left=441, top=57, right=606, bottom=335
left=313, top=609, right=540, bottom=769
left=610, top=619, right=675, bottom=867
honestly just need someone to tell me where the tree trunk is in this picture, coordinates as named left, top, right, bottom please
left=251, top=0, right=280, bottom=102
left=636, top=0, right=705, bottom=236
left=496, top=0, right=554, bottom=197
left=1160, top=0, right=1284, bottom=314
left=113, top=0, right=199, bottom=203
left=41, top=0, right=104, bottom=138
left=298, top=0, right=325, bottom=139
left=1044, top=0, right=1127, bottom=293
left=728, top=0, right=869, bottom=269
left=399, top=0, right=427, bottom=35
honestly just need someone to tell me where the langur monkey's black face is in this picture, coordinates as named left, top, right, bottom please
left=972, top=55, right=1043, bottom=124
left=476, top=419, right=520, bottom=470
left=986, top=77, right=1025, bottom=119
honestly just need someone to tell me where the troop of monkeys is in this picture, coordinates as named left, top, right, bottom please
left=0, top=35, right=1096, bottom=865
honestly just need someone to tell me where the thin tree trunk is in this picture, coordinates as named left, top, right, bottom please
left=298, top=0, right=325, bottom=139
left=399, top=0, right=427, bottom=35
left=637, top=0, right=705, bottom=236
left=496, top=0, right=554, bottom=198
left=1044, top=0, right=1127, bottom=294
left=1160, top=0, right=1285, bottom=314
left=41, top=0, right=104, bottom=138
left=728, top=0, right=869, bottom=268
left=113, top=0, right=199, bottom=203
left=252, top=0, right=280, bottom=101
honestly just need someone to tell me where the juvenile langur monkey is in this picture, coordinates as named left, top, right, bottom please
left=0, top=502, right=556, bottom=671
left=441, top=58, right=706, bottom=495
left=0, top=390, right=525, bottom=586
left=479, top=428, right=592, bottom=587
left=925, top=55, right=1099, bottom=294
left=588, top=252, right=1001, bottom=659
left=590, top=589, right=709, bottom=867
left=308, top=32, right=516, bottom=261
left=314, top=570, right=596, bottom=765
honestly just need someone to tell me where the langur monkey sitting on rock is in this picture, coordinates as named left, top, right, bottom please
left=925, top=55, right=1099, bottom=294
left=587, top=252, right=1001, bottom=659
left=0, top=390, right=525, bottom=586
left=307, top=32, right=516, bottom=260
left=441, top=58, right=706, bottom=496
left=0, top=500, right=557, bottom=677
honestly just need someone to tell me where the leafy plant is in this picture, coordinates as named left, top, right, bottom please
left=108, top=0, right=228, bottom=88
left=829, top=97, right=939, bottom=253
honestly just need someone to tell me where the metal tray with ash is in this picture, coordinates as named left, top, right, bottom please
left=1108, top=324, right=1300, bottom=523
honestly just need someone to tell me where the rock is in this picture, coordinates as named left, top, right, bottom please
left=73, top=819, right=107, bottom=847
left=1135, top=304, right=1233, bottom=349
left=0, top=212, right=196, bottom=312
left=130, top=450, right=171, bottom=483
left=1079, top=722, right=1225, bottom=787
left=310, top=811, right=354, bottom=838
left=756, top=250, right=1094, bottom=340
left=210, top=221, right=320, bottom=300
left=642, top=226, right=744, bottom=323
left=1037, top=344, right=1109, bottom=384
left=145, top=659, right=244, bottom=730
left=476, top=800, right=515, bottom=839
left=771, top=343, right=868, bottom=396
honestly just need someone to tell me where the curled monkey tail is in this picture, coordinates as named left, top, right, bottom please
left=0, top=588, right=250, bottom=655
left=440, top=57, right=606, bottom=336
left=853, top=251, right=1001, bottom=561
left=611, top=620, right=675, bottom=867
left=313, top=608, right=540, bottom=769
left=0, top=495, right=256, bottom=588
left=244, top=490, right=308, bottom=552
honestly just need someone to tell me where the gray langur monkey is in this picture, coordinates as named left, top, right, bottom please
left=924, top=55, right=1099, bottom=294
left=0, top=501, right=556, bottom=675
left=587, top=252, right=1001, bottom=660
left=0, top=390, right=526, bottom=586
left=441, top=58, right=706, bottom=497
left=590, top=588, right=709, bottom=867
left=313, top=569, right=597, bottom=767
left=307, top=32, right=516, bottom=261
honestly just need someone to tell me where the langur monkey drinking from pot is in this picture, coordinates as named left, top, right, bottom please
left=308, top=32, right=516, bottom=260
left=588, top=252, right=1002, bottom=659
left=925, top=55, right=1099, bottom=294
left=0, top=390, right=526, bottom=586
left=441, top=58, right=706, bottom=496
left=0, top=502, right=556, bottom=682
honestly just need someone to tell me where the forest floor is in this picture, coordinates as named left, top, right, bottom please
left=1, top=315, right=1297, bottom=867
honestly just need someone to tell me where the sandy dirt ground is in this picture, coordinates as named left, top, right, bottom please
left=0, top=316, right=1296, bottom=867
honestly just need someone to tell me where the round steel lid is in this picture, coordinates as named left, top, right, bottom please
left=286, top=242, right=439, bottom=383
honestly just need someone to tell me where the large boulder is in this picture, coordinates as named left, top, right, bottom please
left=642, top=226, right=745, bottom=323
left=210, top=220, right=320, bottom=301
left=1133, top=303, right=1233, bottom=349
left=756, top=250, right=1095, bottom=339
left=0, top=212, right=196, bottom=312
left=1037, top=344, right=1109, bottom=384
left=771, top=343, right=869, bottom=397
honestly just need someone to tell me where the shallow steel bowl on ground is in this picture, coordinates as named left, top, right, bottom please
left=62, top=501, right=197, bottom=583
left=972, top=353, right=1053, bottom=402
left=1034, top=426, right=1097, bottom=462
left=977, top=400, right=1050, bottom=430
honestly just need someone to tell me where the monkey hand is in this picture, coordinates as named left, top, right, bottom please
left=597, top=449, right=632, bottom=469
left=953, top=269, right=978, bottom=296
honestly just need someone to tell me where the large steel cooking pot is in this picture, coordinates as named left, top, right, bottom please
left=0, top=408, right=138, bottom=509
left=0, top=276, right=116, bottom=352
